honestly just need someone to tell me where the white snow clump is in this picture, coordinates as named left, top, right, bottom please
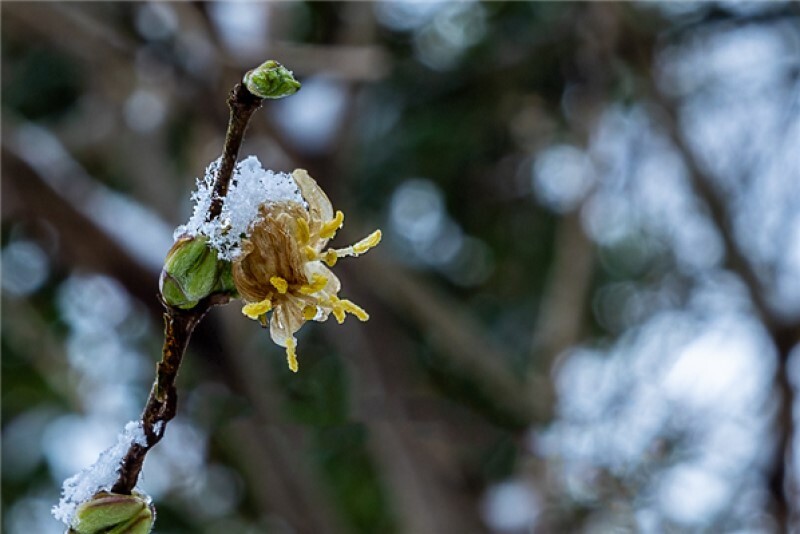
left=52, top=420, right=148, bottom=527
left=174, top=155, right=305, bottom=261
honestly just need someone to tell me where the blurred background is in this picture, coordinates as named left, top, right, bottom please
left=3, top=2, right=800, bottom=533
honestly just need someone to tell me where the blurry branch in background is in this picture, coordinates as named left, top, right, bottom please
left=6, top=3, right=138, bottom=64
left=337, top=278, right=493, bottom=533
left=1, top=132, right=246, bottom=391
left=2, top=297, right=77, bottom=407
left=648, top=93, right=774, bottom=327
left=221, top=420, right=347, bottom=533
left=522, top=2, right=610, bottom=426
left=367, top=420, right=485, bottom=534
left=360, top=254, right=540, bottom=426
left=664, top=3, right=800, bottom=39
left=646, top=56, right=800, bottom=531
left=2, top=147, right=159, bottom=313
left=527, top=211, right=594, bottom=418
left=237, top=42, right=390, bottom=81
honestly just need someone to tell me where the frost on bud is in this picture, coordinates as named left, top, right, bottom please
left=159, top=236, right=232, bottom=309
left=243, top=60, right=301, bottom=99
left=69, top=492, right=154, bottom=534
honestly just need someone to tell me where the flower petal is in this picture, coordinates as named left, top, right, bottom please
left=269, top=302, right=305, bottom=347
left=292, top=169, right=334, bottom=235
left=304, top=262, right=341, bottom=295
left=292, top=169, right=338, bottom=252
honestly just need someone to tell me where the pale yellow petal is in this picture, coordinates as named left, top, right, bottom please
left=304, top=262, right=342, bottom=295
left=269, top=307, right=290, bottom=346
left=269, top=302, right=305, bottom=347
left=292, top=169, right=334, bottom=229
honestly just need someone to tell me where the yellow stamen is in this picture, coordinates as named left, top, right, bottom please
left=299, top=273, right=328, bottom=295
left=285, top=337, right=299, bottom=372
left=323, top=249, right=338, bottom=267
left=305, top=245, right=318, bottom=261
left=340, top=299, right=370, bottom=321
left=319, top=210, right=344, bottom=239
left=242, top=298, right=272, bottom=319
left=295, top=217, right=311, bottom=245
left=302, top=305, right=318, bottom=320
left=332, top=307, right=346, bottom=324
left=353, top=230, right=382, bottom=255
left=270, top=276, right=288, bottom=294
left=327, top=297, right=346, bottom=324
left=328, top=229, right=382, bottom=260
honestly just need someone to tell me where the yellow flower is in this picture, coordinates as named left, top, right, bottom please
left=232, top=169, right=381, bottom=372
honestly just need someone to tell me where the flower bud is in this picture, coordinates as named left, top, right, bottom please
left=243, top=60, right=301, bottom=99
left=160, top=236, right=224, bottom=309
left=69, top=492, right=154, bottom=534
left=216, top=259, right=237, bottom=296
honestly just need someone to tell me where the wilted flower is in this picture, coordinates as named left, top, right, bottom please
left=175, top=157, right=380, bottom=372
left=234, top=169, right=380, bottom=372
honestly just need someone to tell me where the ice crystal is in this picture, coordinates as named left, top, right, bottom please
left=52, top=421, right=148, bottom=527
left=175, top=156, right=305, bottom=261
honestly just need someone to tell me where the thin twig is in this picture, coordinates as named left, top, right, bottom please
left=111, top=296, right=222, bottom=494
left=209, top=84, right=263, bottom=221
left=111, top=80, right=264, bottom=495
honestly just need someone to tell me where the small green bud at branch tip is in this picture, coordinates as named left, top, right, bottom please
left=243, top=60, right=301, bottom=99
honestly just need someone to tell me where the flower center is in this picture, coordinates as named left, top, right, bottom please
left=232, top=202, right=310, bottom=303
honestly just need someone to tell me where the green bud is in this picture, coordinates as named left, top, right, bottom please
left=214, top=259, right=238, bottom=298
left=160, top=236, right=225, bottom=309
left=243, top=60, right=301, bottom=99
left=70, top=492, right=154, bottom=534
left=106, top=507, right=154, bottom=534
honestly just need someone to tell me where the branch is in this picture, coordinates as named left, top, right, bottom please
left=111, top=295, right=224, bottom=494
left=527, top=211, right=594, bottom=417
left=648, top=95, right=773, bottom=326
left=647, top=72, right=800, bottom=531
left=110, top=65, right=287, bottom=494
left=359, top=253, right=540, bottom=426
left=208, top=84, right=263, bottom=220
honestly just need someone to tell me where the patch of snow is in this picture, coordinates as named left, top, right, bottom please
left=175, top=156, right=305, bottom=261
left=52, top=421, right=148, bottom=528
